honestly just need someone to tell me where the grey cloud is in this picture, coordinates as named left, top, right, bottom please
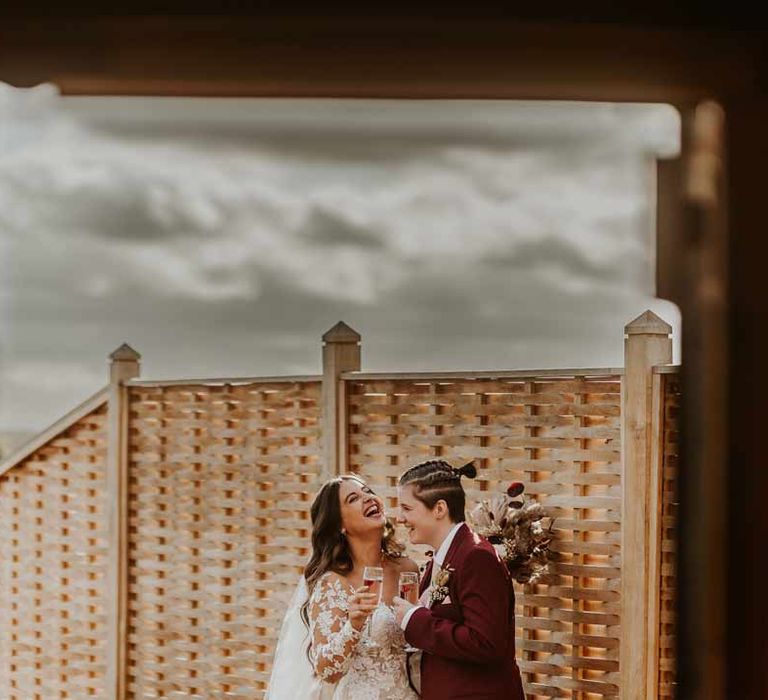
left=482, top=236, right=627, bottom=283
left=2, top=87, right=681, bottom=433
left=298, top=205, right=387, bottom=250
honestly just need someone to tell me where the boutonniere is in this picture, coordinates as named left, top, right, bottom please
left=429, top=564, right=454, bottom=606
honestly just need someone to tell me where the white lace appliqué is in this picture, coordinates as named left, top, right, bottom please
left=308, top=572, right=418, bottom=700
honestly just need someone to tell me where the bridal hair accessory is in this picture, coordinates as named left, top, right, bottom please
left=468, top=481, right=554, bottom=584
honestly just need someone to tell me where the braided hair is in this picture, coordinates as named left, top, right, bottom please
left=398, top=459, right=477, bottom=522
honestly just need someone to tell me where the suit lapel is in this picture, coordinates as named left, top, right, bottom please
left=414, top=526, right=472, bottom=602
left=423, top=524, right=471, bottom=607
left=437, top=523, right=470, bottom=605
left=419, top=559, right=433, bottom=596
left=441, top=522, right=470, bottom=571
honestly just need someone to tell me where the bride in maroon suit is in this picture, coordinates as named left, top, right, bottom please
left=393, top=460, right=525, bottom=700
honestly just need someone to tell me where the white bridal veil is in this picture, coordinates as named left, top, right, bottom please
left=265, top=577, right=335, bottom=700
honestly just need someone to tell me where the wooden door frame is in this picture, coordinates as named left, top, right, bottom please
left=2, top=13, right=765, bottom=699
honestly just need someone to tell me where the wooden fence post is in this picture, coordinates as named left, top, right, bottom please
left=106, top=344, right=140, bottom=700
left=321, top=322, right=361, bottom=478
left=621, top=311, right=672, bottom=699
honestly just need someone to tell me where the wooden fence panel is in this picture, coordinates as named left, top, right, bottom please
left=346, top=375, right=623, bottom=699
left=0, top=352, right=682, bottom=699
left=658, top=373, right=680, bottom=700
left=0, top=404, right=110, bottom=699
left=125, top=381, right=322, bottom=699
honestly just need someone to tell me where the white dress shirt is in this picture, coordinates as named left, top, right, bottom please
left=400, top=522, right=465, bottom=631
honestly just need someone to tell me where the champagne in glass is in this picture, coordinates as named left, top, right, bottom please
left=362, top=566, right=384, bottom=635
left=398, top=571, right=419, bottom=605
left=398, top=571, right=420, bottom=652
left=362, top=566, right=384, bottom=602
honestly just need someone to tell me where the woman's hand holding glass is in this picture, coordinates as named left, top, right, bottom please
left=358, top=566, right=384, bottom=635
left=348, top=586, right=380, bottom=632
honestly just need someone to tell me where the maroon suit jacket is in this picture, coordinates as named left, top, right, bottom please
left=405, top=523, right=525, bottom=700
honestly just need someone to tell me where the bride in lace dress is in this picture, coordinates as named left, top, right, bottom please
left=267, top=474, right=419, bottom=700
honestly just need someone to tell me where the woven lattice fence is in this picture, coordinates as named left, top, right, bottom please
left=657, top=372, right=680, bottom=700
left=347, top=373, right=622, bottom=699
left=126, top=380, right=322, bottom=698
left=0, top=313, right=680, bottom=700
left=0, top=400, right=110, bottom=699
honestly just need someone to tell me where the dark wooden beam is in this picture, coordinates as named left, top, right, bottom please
left=0, top=16, right=762, bottom=102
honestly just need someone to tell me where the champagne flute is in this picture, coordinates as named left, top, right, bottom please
left=362, top=566, right=384, bottom=636
left=398, top=571, right=419, bottom=605
left=398, top=571, right=419, bottom=652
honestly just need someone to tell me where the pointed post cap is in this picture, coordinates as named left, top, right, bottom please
left=322, top=321, right=361, bottom=344
left=109, top=343, right=142, bottom=361
left=624, top=310, right=673, bottom=336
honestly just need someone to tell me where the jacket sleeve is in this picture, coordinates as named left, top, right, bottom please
left=404, top=547, right=511, bottom=663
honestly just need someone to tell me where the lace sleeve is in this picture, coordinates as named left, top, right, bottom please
left=308, top=573, right=362, bottom=683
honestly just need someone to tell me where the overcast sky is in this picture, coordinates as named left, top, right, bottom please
left=0, top=83, right=680, bottom=438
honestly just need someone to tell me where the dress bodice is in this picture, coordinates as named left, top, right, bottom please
left=308, top=573, right=418, bottom=700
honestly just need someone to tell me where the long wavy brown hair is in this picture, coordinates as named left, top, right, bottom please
left=301, top=474, right=404, bottom=636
